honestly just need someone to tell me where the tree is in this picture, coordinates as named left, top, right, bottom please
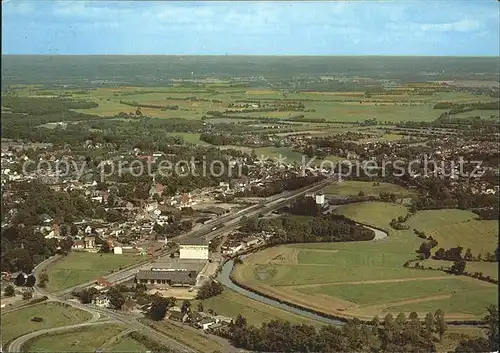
left=148, top=297, right=174, bottom=321
left=181, top=300, right=191, bottom=314
left=455, top=337, right=490, bottom=353
left=197, top=301, right=204, bottom=312
left=464, top=248, right=473, bottom=261
left=434, top=309, right=447, bottom=341
left=4, top=285, right=15, bottom=297
left=424, top=312, right=435, bottom=333
left=39, top=272, right=49, bottom=288
left=107, top=288, right=125, bottom=309
left=358, top=191, right=365, bottom=197
left=196, top=280, right=224, bottom=300
left=70, top=224, right=79, bottom=237
left=25, top=275, right=36, bottom=287
left=78, top=287, right=98, bottom=304
left=23, top=291, right=33, bottom=300
left=484, top=305, right=499, bottom=351
left=14, top=273, right=26, bottom=286
left=450, top=259, right=466, bottom=275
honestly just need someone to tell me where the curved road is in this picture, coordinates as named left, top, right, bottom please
left=8, top=321, right=112, bottom=352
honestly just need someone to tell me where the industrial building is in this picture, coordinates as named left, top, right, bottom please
left=134, top=258, right=206, bottom=288
left=179, top=238, right=209, bottom=260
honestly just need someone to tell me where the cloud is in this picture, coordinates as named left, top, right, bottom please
left=421, top=19, right=482, bottom=32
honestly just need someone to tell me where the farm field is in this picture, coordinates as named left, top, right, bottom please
left=44, top=252, right=141, bottom=292
left=1, top=302, right=92, bottom=344
left=234, top=202, right=498, bottom=320
left=24, top=84, right=496, bottom=125
left=166, top=132, right=210, bottom=145
left=22, top=324, right=126, bottom=352
left=147, top=319, right=224, bottom=353
left=195, top=288, right=323, bottom=327
left=403, top=210, right=498, bottom=256
left=332, top=201, right=410, bottom=231
left=325, top=181, right=416, bottom=198
left=422, top=259, right=499, bottom=281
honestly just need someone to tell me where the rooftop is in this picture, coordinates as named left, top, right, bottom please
left=179, top=237, right=208, bottom=246
left=151, top=258, right=206, bottom=272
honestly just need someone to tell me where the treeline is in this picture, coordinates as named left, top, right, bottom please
left=1, top=96, right=98, bottom=115
left=119, top=100, right=179, bottom=110
left=225, top=310, right=449, bottom=353
left=241, top=213, right=374, bottom=244
left=433, top=101, right=500, bottom=111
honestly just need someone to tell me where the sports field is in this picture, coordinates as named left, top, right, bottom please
left=44, top=252, right=141, bottom=292
left=254, top=147, right=305, bottom=164
left=234, top=202, right=498, bottom=320
left=325, top=181, right=416, bottom=198
left=1, top=302, right=92, bottom=344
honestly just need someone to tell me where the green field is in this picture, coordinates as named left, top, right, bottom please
left=45, top=252, right=141, bottom=292
left=404, top=210, right=498, bottom=256
left=23, top=324, right=126, bottom=352
left=1, top=302, right=92, bottom=344
left=422, top=259, right=499, bottom=280
left=166, top=132, right=210, bottom=145
left=108, top=336, right=149, bottom=352
left=332, top=201, right=410, bottom=231
left=300, top=278, right=488, bottom=307
left=147, top=319, right=224, bottom=353
left=325, top=181, right=416, bottom=198
left=254, top=147, right=305, bottom=164
left=195, top=288, right=323, bottom=327
left=234, top=202, right=498, bottom=320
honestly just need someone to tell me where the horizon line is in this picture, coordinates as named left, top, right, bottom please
left=2, top=54, right=499, bottom=58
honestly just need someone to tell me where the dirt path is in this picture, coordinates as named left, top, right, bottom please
left=277, top=275, right=453, bottom=289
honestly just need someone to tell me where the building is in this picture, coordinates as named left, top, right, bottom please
left=135, top=258, right=205, bottom=288
left=242, top=236, right=260, bottom=248
left=92, top=295, right=110, bottom=308
left=179, top=238, right=209, bottom=260
left=198, top=318, right=216, bottom=330
left=315, top=193, right=325, bottom=205
left=136, top=270, right=197, bottom=287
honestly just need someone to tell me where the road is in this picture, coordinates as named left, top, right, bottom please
left=7, top=178, right=334, bottom=353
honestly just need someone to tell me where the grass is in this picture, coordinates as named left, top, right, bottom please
left=22, top=324, right=125, bottom=352
left=234, top=202, right=498, bottom=320
left=108, top=336, right=149, bottom=352
left=166, top=132, right=210, bottom=145
left=422, top=259, right=499, bottom=280
left=301, top=278, right=486, bottom=306
left=325, top=181, right=416, bottom=198
left=254, top=147, right=305, bottom=164
left=1, top=302, right=92, bottom=344
left=147, top=319, right=224, bottom=353
left=45, top=252, right=141, bottom=292
left=405, top=210, right=498, bottom=256
left=332, top=201, right=409, bottom=231
left=194, top=288, right=323, bottom=327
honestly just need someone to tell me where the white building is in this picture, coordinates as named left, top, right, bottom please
left=315, top=193, right=325, bottom=205
left=179, top=239, right=209, bottom=260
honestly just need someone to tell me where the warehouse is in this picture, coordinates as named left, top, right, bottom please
left=179, top=238, right=209, bottom=260
left=134, top=258, right=205, bottom=288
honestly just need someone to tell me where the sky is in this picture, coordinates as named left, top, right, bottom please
left=2, top=1, right=499, bottom=56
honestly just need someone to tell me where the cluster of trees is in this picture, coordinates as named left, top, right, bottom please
left=196, top=280, right=224, bottom=300
left=454, top=305, right=499, bottom=353
left=226, top=310, right=449, bottom=353
left=416, top=237, right=439, bottom=259
left=1, top=226, right=59, bottom=273
left=241, top=213, right=374, bottom=245
left=119, top=100, right=180, bottom=110
left=434, top=246, right=498, bottom=263
left=433, top=101, right=500, bottom=111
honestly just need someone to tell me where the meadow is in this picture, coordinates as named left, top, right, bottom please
left=1, top=302, right=92, bottom=344
left=194, top=288, right=323, bottom=327
left=233, top=201, right=498, bottom=320
left=44, top=252, right=141, bottom=292
left=254, top=147, right=305, bottom=164
left=22, top=324, right=134, bottom=352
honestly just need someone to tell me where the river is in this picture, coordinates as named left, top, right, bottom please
left=216, top=224, right=388, bottom=326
